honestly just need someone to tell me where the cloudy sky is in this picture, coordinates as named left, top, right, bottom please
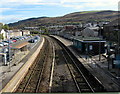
left=0, top=0, right=119, bottom=24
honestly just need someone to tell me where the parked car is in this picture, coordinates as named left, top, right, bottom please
left=34, top=36, right=40, bottom=40
left=2, top=40, right=13, bottom=44
left=12, top=39, right=17, bottom=42
left=0, top=42, right=4, bottom=47
left=2, top=42, right=8, bottom=46
left=28, top=39, right=35, bottom=43
left=2, top=48, right=8, bottom=53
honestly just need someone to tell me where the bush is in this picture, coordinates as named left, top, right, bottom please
left=0, top=34, right=4, bottom=39
left=30, top=31, right=40, bottom=34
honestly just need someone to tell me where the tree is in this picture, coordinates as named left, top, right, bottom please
left=2, top=24, right=9, bottom=30
left=40, top=26, right=49, bottom=34
left=0, top=23, right=3, bottom=30
left=31, top=31, right=40, bottom=34
left=0, top=34, right=4, bottom=40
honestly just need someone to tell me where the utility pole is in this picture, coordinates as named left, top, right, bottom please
left=117, top=29, right=120, bottom=77
left=8, top=30, right=11, bottom=71
left=107, top=44, right=110, bottom=70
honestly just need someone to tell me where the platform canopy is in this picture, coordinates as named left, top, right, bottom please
left=73, top=36, right=106, bottom=43
left=12, top=42, right=29, bottom=49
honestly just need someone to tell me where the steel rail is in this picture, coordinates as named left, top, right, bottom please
left=22, top=57, right=40, bottom=92
left=50, top=36, right=106, bottom=92
left=35, top=50, right=49, bottom=92
left=48, top=40, right=55, bottom=93
left=61, top=51, right=81, bottom=92
left=49, top=36, right=94, bottom=92
left=22, top=39, right=49, bottom=92
left=60, top=43, right=95, bottom=92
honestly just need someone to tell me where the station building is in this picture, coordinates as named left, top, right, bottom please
left=73, top=36, right=106, bottom=55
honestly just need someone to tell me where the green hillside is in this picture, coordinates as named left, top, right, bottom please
left=8, top=10, right=119, bottom=29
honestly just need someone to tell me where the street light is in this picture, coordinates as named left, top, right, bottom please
left=7, top=30, right=11, bottom=71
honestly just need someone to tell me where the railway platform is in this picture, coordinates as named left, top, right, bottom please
left=0, top=37, right=44, bottom=92
left=51, top=35, right=120, bottom=91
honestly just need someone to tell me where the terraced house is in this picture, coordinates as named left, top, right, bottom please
left=6, top=30, right=30, bottom=38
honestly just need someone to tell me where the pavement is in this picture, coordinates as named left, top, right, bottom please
left=0, top=37, right=43, bottom=91
left=51, top=35, right=120, bottom=91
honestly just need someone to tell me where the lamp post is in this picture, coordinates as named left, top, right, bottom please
left=8, top=30, right=11, bottom=71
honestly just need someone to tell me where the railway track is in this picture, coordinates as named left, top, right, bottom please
left=15, top=36, right=106, bottom=93
left=53, top=38, right=95, bottom=92
left=16, top=38, right=51, bottom=93
left=47, top=36, right=78, bottom=92
left=61, top=44, right=94, bottom=92
left=50, top=36, right=106, bottom=92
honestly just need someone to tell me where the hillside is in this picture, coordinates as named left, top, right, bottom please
left=8, top=10, right=119, bottom=29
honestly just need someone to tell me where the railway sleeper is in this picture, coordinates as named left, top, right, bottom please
left=81, top=88, right=92, bottom=92
left=28, top=69, right=41, bottom=71
left=79, top=84, right=91, bottom=89
left=78, top=82, right=88, bottom=85
left=76, top=78, right=84, bottom=82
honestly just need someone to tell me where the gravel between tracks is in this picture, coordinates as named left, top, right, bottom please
left=46, top=36, right=78, bottom=93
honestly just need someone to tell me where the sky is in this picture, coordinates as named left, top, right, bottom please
left=0, top=0, right=119, bottom=24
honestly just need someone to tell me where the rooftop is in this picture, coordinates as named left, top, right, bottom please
left=12, top=42, right=29, bottom=49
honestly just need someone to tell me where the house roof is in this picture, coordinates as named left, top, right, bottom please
left=7, top=29, right=22, bottom=33
left=81, top=27, right=95, bottom=37
left=88, top=27, right=99, bottom=30
left=105, top=18, right=120, bottom=26
left=22, top=30, right=30, bottom=32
